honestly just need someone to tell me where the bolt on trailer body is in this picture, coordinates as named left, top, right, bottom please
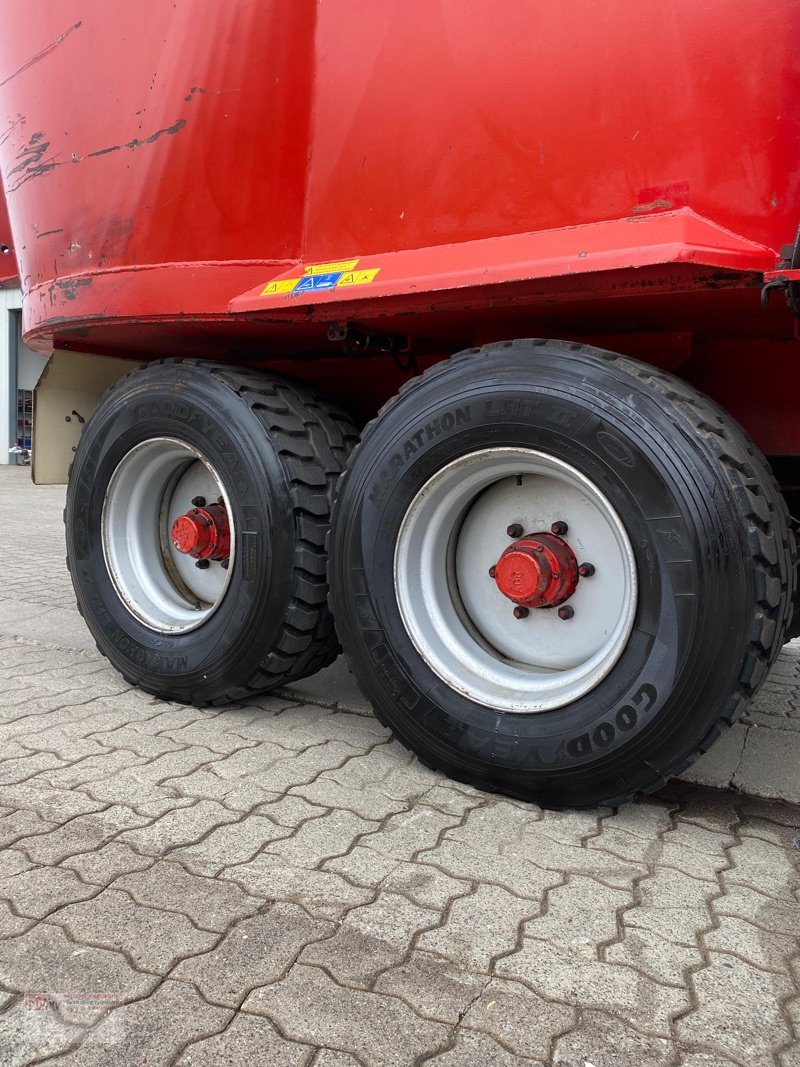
left=0, top=0, right=797, bottom=806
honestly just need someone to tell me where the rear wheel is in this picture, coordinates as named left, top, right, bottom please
left=329, top=340, right=796, bottom=807
left=65, top=360, right=358, bottom=705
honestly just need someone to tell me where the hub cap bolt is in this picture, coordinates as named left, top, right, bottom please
left=558, top=605, right=574, bottom=620
left=488, top=565, right=497, bottom=578
left=221, top=559, right=230, bottom=570
left=513, top=606, right=529, bottom=620
left=506, top=523, right=523, bottom=538
left=195, top=559, right=210, bottom=570
left=191, top=496, right=206, bottom=507
left=578, top=562, right=595, bottom=577
left=551, top=520, right=568, bottom=536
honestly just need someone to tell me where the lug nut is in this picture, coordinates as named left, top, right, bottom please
left=221, top=559, right=230, bottom=570
left=578, top=562, right=595, bottom=577
left=191, top=496, right=206, bottom=507
left=513, top=606, right=529, bottom=620
left=506, top=523, right=523, bottom=538
left=195, top=559, right=210, bottom=570
left=557, top=605, right=574, bottom=620
left=488, top=565, right=497, bottom=578
left=551, top=520, right=568, bottom=536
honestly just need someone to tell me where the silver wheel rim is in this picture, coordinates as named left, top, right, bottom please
left=102, top=438, right=236, bottom=634
left=394, top=447, right=638, bottom=713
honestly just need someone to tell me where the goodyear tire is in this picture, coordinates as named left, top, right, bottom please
left=65, top=360, right=358, bottom=705
left=329, top=340, right=796, bottom=807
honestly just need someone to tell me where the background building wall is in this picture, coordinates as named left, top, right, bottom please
left=1, top=289, right=48, bottom=463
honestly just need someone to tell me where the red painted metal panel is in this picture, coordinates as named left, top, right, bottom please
left=1, top=2, right=800, bottom=450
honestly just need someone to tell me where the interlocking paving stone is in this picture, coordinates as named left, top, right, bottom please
left=460, top=977, right=574, bottom=1060
left=224, top=855, right=374, bottom=920
left=605, top=926, right=701, bottom=987
left=167, top=815, right=292, bottom=876
left=243, top=963, right=450, bottom=1066
left=416, top=883, right=539, bottom=971
left=0, top=901, right=33, bottom=939
left=160, top=766, right=282, bottom=810
left=0, top=922, right=158, bottom=1024
left=0, top=848, right=33, bottom=879
left=255, top=793, right=328, bottom=827
left=675, top=952, right=795, bottom=1066
left=12, top=806, right=152, bottom=865
left=1, top=467, right=799, bottom=1066
left=172, top=905, right=334, bottom=1007
left=423, top=1027, right=543, bottom=1066
left=504, top=829, right=649, bottom=890
left=74, top=773, right=197, bottom=818
left=0, top=997, right=85, bottom=1067
left=495, top=940, right=691, bottom=1038
left=40, top=979, right=232, bottom=1067
left=522, top=875, right=631, bottom=954
left=373, top=949, right=487, bottom=1024
left=174, top=1012, right=311, bottom=1066
left=415, top=835, right=562, bottom=899
left=37, top=750, right=149, bottom=790
left=113, top=860, right=261, bottom=932
left=734, top=728, right=800, bottom=802
left=263, top=808, right=381, bottom=868
left=677, top=1054, right=743, bottom=1067
left=0, top=865, right=98, bottom=919
left=52, top=888, right=218, bottom=974
left=381, top=860, right=474, bottom=911
left=298, top=890, right=439, bottom=987
left=310, top=1053, right=365, bottom=1067
left=362, top=806, right=465, bottom=862
left=62, top=842, right=154, bottom=886
left=117, top=799, right=241, bottom=855
left=704, top=913, right=799, bottom=974
left=0, top=808, right=58, bottom=849
left=552, top=1009, right=676, bottom=1066
left=292, top=775, right=408, bottom=821
left=620, top=866, right=717, bottom=947
left=724, top=834, right=800, bottom=902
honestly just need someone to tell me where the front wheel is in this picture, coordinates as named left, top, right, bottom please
left=329, top=340, right=796, bottom=807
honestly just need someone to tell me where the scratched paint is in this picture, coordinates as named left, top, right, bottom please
left=5, top=120, right=188, bottom=193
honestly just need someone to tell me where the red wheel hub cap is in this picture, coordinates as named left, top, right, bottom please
left=170, top=503, right=231, bottom=561
left=493, top=531, right=579, bottom=609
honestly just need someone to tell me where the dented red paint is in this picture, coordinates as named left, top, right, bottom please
left=1, top=1, right=800, bottom=450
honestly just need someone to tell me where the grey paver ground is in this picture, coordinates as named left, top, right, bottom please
left=0, top=464, right=798, bottom=1066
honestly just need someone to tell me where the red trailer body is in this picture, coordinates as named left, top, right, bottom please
left=0, top=1, right=797, bottom=806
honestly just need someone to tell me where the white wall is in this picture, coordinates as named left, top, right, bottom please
left=0, top=288, right=22, bottom=462
left=0, top=290, right=47, bottom=462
